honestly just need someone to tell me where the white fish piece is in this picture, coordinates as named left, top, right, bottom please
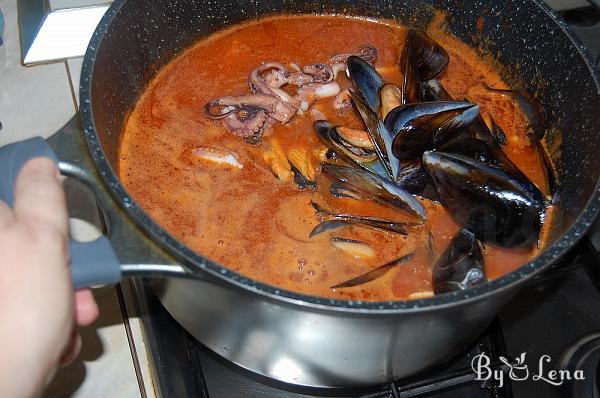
left=296, top=81, right=341, bottom=103
left=192, top=147, right=243, bottom=169
left=330, top=237, right=375, bottom=259
left=408, top=291, right=435, bottom=299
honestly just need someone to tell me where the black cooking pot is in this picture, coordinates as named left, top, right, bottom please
left=2, top=0, right=600, bottom=388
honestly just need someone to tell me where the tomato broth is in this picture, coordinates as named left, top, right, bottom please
left=119, top=15, right=551, bottom=301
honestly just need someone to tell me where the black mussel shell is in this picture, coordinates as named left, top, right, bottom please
left=331, top=252, right=415, bottom=289
left=463, top=103, right=554, bottom=198
left=329, top=181, right=364, bottom=199
left=350, top=91, right=401, bottom=181
left=310, top=201, right=415, bottom=235
left=386, top=101, right=480, bottom=160
left=420, top=79, right=453, bottom=102
left=483, top=114, right=507, bottom=146
left=535, top=139, right=556, bottom=197
left=432, top=229, right=487, bottom=294
left=396, top=161, right=429, bottom=194
left=314, top=121, right=376, bottom=162
left=291, top=165, right=316, bottom=190
left=400, top=41, right=420, bottom=105
left=347, top=56, right=385, bottom=113
left=407, top=29, right=450, bottom=81
left=310, top=220, right=352, bottom=237
left=395, top=161, right=440, bottom=202
left=321, top=163, right=426, bottom=220
left=483, top=84, right=548, bottom=140
left=423, top=151, right=545, bottom=247
left=441, top=134, right=547, bottom=205
left=439, top=135, right=507, bottom=169
left=314, top=120, right=388, bottom=179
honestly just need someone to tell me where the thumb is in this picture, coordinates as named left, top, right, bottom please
left=13, top=158, right=68, bottom=235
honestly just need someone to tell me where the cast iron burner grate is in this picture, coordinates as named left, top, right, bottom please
left=125, top=4, right=600, bottom=397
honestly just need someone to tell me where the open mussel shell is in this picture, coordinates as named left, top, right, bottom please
left=482, top=84, right=548, bottom=140
left=347, top=55, right=385, bottom=113
left=481, top=113, right=507, bottom=146
left=314, top=120, right=377, bottom=163
left=385, top=101, right=480, bottom=160
left=321, top=163, right=426, bottom=220
left=310, top=201, right=414, bottom=235
left=422, top=151, right=545, bottom=248
left=407, top=29, right=450, bottom=81
left=329, top=181, right=364, bottom=199
left=349, top=91, right=401, bottom=181
left=291, top=165, right=317, bottom=190
left=331, top=252, right=415, bottom=289
left=432, top=229, right=487, bottom=294
left=450, top=124, right=550, bottom=201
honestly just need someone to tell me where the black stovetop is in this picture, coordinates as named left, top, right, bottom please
left=127, top=4, right=600, bottom=398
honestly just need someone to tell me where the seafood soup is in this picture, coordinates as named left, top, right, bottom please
left=119, top=15, right=553, bottom=301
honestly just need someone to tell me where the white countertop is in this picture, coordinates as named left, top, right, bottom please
left=0, top=1, right=153, bottom=396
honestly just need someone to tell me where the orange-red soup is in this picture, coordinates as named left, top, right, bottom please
left=119, top=15, right=551, bottom=301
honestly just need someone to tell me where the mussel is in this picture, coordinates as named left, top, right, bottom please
left=422, top=151, right=545, bottom=247
left=482, top=84, right=548, bottom=140
left=395, top=161, right=440, bottom=201
left=385, top=101, right=480, bottom=160
left=482, top=113, right=507, bottom=146
left=347, top=55, right=385, bottom=113
left=432, top=229, right=487, bottom=294
left=420, top=79, right=453, bottom=102
left=350, top=90, right=401, bottom=181
left=314, top=121, right=377, bottom=163
left=400, top=40, right=420, bottom=105
left=380, top=83, right=404, bottom=119
left=481, top=84, right=555, bottom=195
left=310, top=201, right=414, bottom=235
left=329, top=181, right=364, bottom=200
left=395, top=161, right=429, bottom=195
left=406, top=29, right=450, bottom=82
left=331, top=252, right=415, bottom=289
left=291, top=165, right=317, bottom=190
left=321, top=163, right=426, bottom=220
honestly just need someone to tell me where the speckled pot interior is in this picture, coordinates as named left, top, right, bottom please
left=80, top=0, right=600, bottom=310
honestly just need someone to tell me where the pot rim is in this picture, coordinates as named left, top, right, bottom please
left=79, top=0, right=600, bottom=314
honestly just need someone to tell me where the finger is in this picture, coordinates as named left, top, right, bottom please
left=0, top=200, right=15, bottom=228
left=74, top=289, right=99, bottom=327
left=13, top=158, right=68, bottom=235
left=59, top=330, right=82, bottom=366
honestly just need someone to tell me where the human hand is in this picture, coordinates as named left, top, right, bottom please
left=0, top=158, right=99, bottom=398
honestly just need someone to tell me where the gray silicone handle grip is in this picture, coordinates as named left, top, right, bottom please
left=0, top=137, right=122, bottom=289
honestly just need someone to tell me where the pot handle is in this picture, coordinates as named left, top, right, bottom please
left=0, top=137, right=122, bottom=289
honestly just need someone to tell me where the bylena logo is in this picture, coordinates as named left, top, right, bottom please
left=471, top=352, right=585, bottom=388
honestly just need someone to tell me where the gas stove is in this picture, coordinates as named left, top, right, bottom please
left=125, top=239, right=600, bottom=398
left=113, top=3, right=600, bottom=398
